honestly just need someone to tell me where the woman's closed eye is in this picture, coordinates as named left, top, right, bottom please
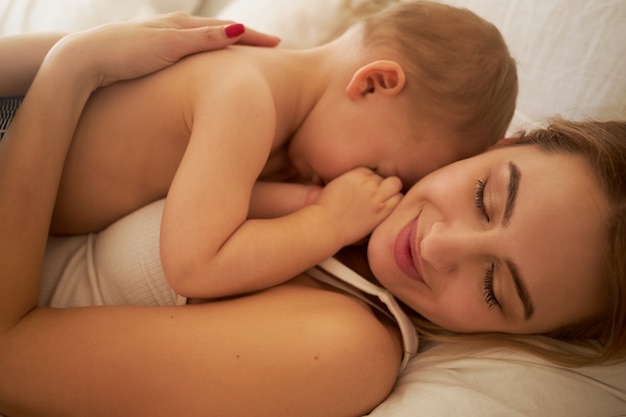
left=483, top=261, right=500, bottom=309
left=475, top=178, right=500, bottom=310
left=474, top=178, right=490, bottom=222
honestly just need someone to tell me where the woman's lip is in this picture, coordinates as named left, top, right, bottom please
left=393, top=216, right=427, bottom=285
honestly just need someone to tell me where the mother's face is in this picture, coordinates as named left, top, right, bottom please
left=368, top=145, right=610, bottom=334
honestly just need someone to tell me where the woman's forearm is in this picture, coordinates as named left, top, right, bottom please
left=0, top=37, right=96, bottom=328
left=0, top=33, right=66, bottom=96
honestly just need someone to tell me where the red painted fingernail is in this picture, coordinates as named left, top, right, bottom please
left=224, top=23, right=245, bottom=38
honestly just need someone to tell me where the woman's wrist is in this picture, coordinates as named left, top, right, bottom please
left=43, top=33, right=107, bottom=93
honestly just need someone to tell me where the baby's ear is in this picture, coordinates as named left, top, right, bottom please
left=346, top=60, right=406, bottom=99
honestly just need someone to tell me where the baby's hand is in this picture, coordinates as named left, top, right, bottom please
left=315, top=167, right=402, bottom=245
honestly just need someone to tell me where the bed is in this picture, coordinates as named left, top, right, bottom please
left=1, top=1, right=625, bottom=416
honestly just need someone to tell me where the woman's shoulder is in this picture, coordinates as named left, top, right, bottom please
left=267, top=276, right=404, bottom=369
left=185, top=276, right=404, bottom=416
left=237, top=276, right=404, bottom=414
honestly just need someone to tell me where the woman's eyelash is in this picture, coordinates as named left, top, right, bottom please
left=474, top=178, right=490, bottom=221
left=483, top=261, right=500, bottom=310
left=476, top=180, right=498, bottom=310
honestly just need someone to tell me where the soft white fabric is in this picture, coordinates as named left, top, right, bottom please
left=0, top=0, right=203, bottom=34
left=439, top=0, right=626, bottom=133
left=1, top=0, right=625, bottom=416
left=372, top=344, right=626, bottom=417
left=40, top=200, right=186, bottom=307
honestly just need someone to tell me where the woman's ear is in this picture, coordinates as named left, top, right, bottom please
left=346, top=60, right=406, bottom=100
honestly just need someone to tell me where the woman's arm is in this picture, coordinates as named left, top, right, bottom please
left=0, top=278, right=401, bottom=416
left=0, top=16, right=280, bottom=97
left=0, top=30, right=95, bottom=328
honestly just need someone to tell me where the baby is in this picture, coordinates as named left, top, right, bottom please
left=51, top=1, right=517, bottom=298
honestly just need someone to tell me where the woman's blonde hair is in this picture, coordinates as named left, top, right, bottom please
left=412, top=118, right=626, bottom=367
left=360, top=1, right=518, bottom=149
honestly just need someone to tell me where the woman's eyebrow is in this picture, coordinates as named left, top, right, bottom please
left=502, top=161, right=520, bottom=227
left=505, top=259, right=535, bottom=320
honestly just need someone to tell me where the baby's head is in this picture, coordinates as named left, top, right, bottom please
left=289, top=2, right=517, bottom=189
left=358, top=1, right=518, bottom=185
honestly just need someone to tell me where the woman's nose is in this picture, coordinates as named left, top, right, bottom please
left=420, top=221, right=479, bottom=273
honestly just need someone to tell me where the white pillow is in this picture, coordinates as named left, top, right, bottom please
left=0, top=0, right=204, bottom=35
left=369, top=343, right=626, bottom=417
left=436, top=0, right=626, bottom=133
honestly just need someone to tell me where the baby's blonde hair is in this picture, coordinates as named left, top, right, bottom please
left=360, top=1, right=518, bottom=150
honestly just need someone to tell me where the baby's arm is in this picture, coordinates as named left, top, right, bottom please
left=249, top=181, right=322, bottom=219
left=160, top=79, right=402, bottom=298
left=163, top=168, right=401, bottom=298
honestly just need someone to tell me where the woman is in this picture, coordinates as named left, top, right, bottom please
left=0, top=14, right=624, bottom=417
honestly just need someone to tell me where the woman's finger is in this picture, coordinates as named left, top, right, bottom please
left=158, top=12, right=281, bottom=48
left=236, top=26, right=281, bottom=47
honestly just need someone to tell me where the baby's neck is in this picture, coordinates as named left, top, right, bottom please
left=254, top=30, right=363, bottom=139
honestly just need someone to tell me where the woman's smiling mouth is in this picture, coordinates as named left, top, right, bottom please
left=394, top=216, right=428, bottom=287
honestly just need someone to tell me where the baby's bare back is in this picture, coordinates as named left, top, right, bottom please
left=51, top=56, right=200, bottom=234
left=51, top=47, right=299, bottom=235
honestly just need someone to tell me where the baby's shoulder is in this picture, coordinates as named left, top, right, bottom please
left=179, top=47, right=268, bottom=84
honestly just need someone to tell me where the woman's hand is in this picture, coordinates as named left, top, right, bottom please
left=0, top=14, right=280, bottom=96
left=50, top=12, right=281, bottom=89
